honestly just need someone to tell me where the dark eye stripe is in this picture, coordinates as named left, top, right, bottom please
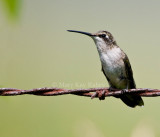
left=99, top=34, right=106, bottom=38
left=101, top=34, right=106, bottom=37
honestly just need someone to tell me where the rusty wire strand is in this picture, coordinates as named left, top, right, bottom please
left=0, top=87, right=160, bottom=98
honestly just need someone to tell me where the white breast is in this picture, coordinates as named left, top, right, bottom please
left=93, top=36, right=127, bottom=88
left=100, top=47, right=122, bottom=67
left=100, top=47, right=126, bottom=88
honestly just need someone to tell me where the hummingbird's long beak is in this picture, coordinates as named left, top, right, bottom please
left=67, top=30, right=94, bottom=37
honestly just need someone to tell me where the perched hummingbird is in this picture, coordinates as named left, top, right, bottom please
left=67, top=30, right=144, bottom=107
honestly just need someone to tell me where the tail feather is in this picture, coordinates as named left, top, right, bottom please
left=120, top=94, right=144, bottom=108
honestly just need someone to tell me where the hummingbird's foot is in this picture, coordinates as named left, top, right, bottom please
left=91, top=90, right=106, bottom=100
left=114, top=89, right=127, bottom=98
left=121, top=89, right=128, bottom=94
left=108, top=87, right=117, bottom=91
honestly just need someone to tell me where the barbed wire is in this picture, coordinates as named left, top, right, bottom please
left=0, top=87, right=160, bottom=99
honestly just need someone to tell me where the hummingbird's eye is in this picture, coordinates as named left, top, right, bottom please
left=100, top=34, right=106, bottom=38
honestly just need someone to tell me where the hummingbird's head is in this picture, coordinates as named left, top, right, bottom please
left=67, top=30, right=117, bottom=52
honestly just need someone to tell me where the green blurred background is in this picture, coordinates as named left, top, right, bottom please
left=0, top=0, right=160, bottom=137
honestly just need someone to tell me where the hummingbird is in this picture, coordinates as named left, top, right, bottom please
left=67, top=30, right=144, bottom=107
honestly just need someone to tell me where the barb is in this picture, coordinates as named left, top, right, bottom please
left=0, top=87, right=160, bottom=98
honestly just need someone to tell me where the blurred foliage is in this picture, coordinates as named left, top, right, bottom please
left=1, top=0, right=21, bottom=20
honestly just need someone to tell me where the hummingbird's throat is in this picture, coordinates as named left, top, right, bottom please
left=93, top=36, right=109, bottom=53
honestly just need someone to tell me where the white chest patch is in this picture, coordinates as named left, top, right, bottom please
left=101, top=47, right=122, bottom=67
left=93, top=36, right=127, bottom=88
left=100, top=48, right=126, bottom=88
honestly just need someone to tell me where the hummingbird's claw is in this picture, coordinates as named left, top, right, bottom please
left=91, top=90, right=106, bottom=100
left=121, top=89, right=128, bottom=94
left=108, top=87, right=117, bottom=91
